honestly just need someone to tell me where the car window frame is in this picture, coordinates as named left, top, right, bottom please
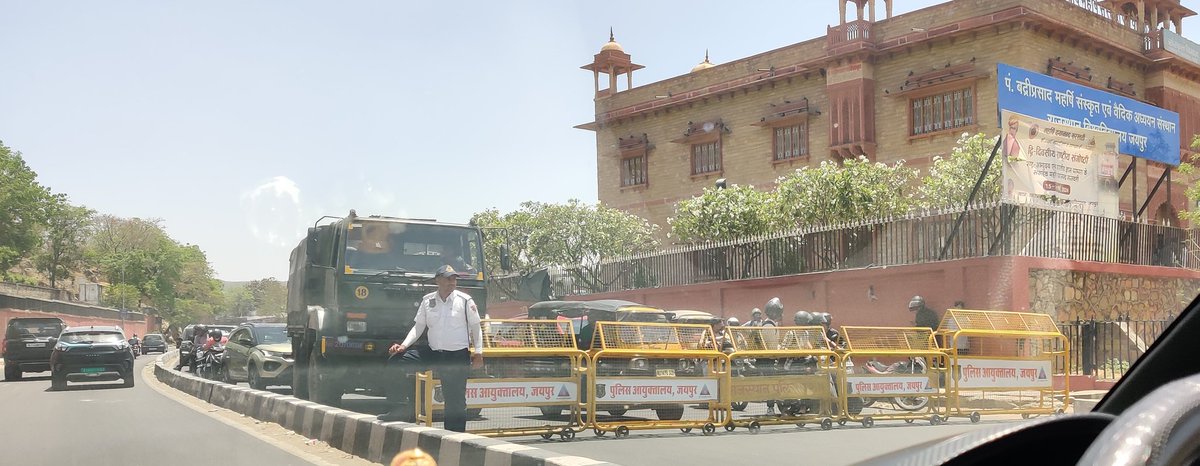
left=232, top=328, right=253, bottom=347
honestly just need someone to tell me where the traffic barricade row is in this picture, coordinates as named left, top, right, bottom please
left=411, top=312, right=1070, bottom=439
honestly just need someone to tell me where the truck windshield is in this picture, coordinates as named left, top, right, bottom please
left=344, top=220, right=483, bottom=276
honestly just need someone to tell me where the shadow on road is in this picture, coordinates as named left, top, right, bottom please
left=5, top=375, right=51, bottom=382
left=44, top=382, right=130, bottom=392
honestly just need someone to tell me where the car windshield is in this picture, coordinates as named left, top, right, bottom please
left=143, top=335, right=163, bottom=343
left=344, top=221, right=483, bottom=275
left=7, top=320, right=63, bottom=338
left=257, top=327, right=288, bottom=345
left=60, top=332, right=124, bottom=344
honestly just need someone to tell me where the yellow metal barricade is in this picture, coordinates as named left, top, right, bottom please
left=587, top=322, right=731, bottom=437
left=838, top=326, right=949, bottom=427
left=415, top=319, right=588, bottom=439
left=937, top=310, right=1070, bottom=422
left=725, top=326, right=840, bottom=432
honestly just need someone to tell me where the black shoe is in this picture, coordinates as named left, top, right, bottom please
left=377, top=410, right=414, bottom=423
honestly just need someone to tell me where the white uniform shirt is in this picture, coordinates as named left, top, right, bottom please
left=400, top=289, right=484, bottom=355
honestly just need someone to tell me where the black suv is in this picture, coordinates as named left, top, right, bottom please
left=49, top=326, right=136, bottom=390
left=3, top=317, right=67, bottom=381
left=141, top=333, right=168, bottom=354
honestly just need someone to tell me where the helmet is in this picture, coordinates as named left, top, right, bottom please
left=793, top=311, right=814, bottom=325
left=814, top=312, right=831, bottom=326
left=726, top=317, right=740, bottom=326
left=750, top=308, right=763, bottom=317
left=194, top=324, right=207, bottom=333
left=908, top=296, right=926, bottom=310
left=764, top=297, right=784, bottom=319
left=208, top=329, right=223, bottom=340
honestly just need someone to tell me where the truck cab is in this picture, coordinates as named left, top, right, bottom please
left=288, top=212, right=496, bottom=406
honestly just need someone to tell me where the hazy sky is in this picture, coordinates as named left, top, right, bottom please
left=5, top=0, right=1088, bottom=281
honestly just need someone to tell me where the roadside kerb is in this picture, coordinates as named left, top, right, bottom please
left=152, top=352, right=609, bottom=465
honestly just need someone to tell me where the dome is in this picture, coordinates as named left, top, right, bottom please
left=600, top=28, right=624, bottom=53
left=691, top=51, right=715, bottom=72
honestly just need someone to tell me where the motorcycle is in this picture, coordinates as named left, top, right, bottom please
left=177, top=341, right=196, bottom=371
left=858, top=357, right=930, bottom=411
left=129, top=339, right=141, bottom=357
left=196, top=343, right=226, bottom=381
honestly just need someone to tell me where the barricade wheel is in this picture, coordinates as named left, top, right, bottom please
left=796, top=423, right=806, bottom=428
left=541, top=433, right=553, bottom=440
left=680, top=428, right=692, bottom=434
left=593, top=429, right=607, bottom=437
left=724, top=422, right=735, bottom=432
left=821, top=418, right=833, bottom=430
left=970, top=411, right=981, bottom=423
left=1055, top=409, right=1065, bottom=416
left=748, top=421, right=761, bottom=434
left=1021, top=413, right=1031, bottom=419
left=862, top=417, right=874, bottom=428
left=702, top=423, right=716, bottom=435
left=616, top=426, right=630, bottom=438
left=560, top=429, right=576, bottom=440
left=905, top=419, right=915, bottom=424
left=930, top=415, right=943, bottom=426
left=838, top=419, right=847, bottom=426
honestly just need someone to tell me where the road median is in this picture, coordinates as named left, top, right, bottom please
left=153, top=352, right=615, bottom=466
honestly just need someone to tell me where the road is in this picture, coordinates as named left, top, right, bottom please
left=0, top=357, right=326, bottom=466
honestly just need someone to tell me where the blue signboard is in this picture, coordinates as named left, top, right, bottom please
left=997, top=63, right=1181, bottom=166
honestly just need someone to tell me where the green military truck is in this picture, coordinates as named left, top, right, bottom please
left=287, top=211, right=506, bottom=406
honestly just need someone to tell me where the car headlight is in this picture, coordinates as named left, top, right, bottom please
left=55, top=343, right=69, bottom=352
left=346, top=321, right=367, bottom=333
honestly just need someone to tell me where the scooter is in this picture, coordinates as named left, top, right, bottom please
left=861, top=357, right=930, bottom=411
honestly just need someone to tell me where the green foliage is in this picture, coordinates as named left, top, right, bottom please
left=1099, top=358, right=1130, bottom=379
left=775, top=156, right=918, bottom=229
left=919, top=133, right=1001, bottom=210
left=34, top=196, right=94, bottom=288
left=669, top=184, right=780, bottom=242
left=472, top=200, right=659, bottom=295
left=1176, top=135, right=1200, bottom=225
left=103, top=283, right=142, bottom=310
left=0, top=141, right=54, bottom=272
left=228, top=277, right=287, bottom=318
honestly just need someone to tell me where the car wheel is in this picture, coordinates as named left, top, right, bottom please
left=4, top=365, right=21, bottom=381
left=51, top=374, right=66, bottom=391
left=248, top=365, right=267, bottom=390
left=655, top=406, right=685, bottom=421
left=540, top=406, right=564, bottom=417
left=123, top=374, right=135, bottom=388
left=221, top=365, right=233, bottom=384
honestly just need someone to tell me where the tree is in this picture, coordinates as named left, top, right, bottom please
left=775, top=156, right=919, bottom=228
left=919, top=133, right=1001, bottom=211
left=35, top=196, right=94, bottom=288
left=1175, top=135, right=1200, bottom=226
left=472, top=200, right=659, bottom=296
left=244, top=278, right=287, bottom=317
left=0, top=141, right=54, bottom=274
left=669, top=184, right=780, bottom=242
left=525, top=200, right=659, bottom=293
left=669, top=184, right=782, bottom=279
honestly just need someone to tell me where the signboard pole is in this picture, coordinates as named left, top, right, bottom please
left=938, top=138, right=1002, bottom=261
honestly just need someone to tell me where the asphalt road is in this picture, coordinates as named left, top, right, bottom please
left=0, top=357, right=315, bottom=466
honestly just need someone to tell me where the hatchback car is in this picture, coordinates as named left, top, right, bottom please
left=140, top=333, right=167, bottom=354
left=49, top=326, right=135, bottom=390
left=3, top=317, right=67, bottom=381
left=223, top=323, right=293, bottom=390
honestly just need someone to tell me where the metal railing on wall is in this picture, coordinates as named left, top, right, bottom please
left=1058, top=319, right=1172, bottom=380
left=489, top=203, right=1200, bottom=302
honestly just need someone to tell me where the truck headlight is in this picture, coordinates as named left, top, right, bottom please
left=347, top=321, right=367, bottom=332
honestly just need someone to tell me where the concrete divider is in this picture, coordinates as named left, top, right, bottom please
left=152, top=352, right=614, bottom=466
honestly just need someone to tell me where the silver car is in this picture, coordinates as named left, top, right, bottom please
left=223, top=323, right=293, bottom=390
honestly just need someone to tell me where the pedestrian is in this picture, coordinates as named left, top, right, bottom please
left=909, top=295, right=940, bottom=331
left=761, top=297, right=783, bottom=415
left=378, top=265, right=484, bottom=431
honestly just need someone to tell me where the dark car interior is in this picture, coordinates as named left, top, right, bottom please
left=860, top=294, right=1200, bottom=466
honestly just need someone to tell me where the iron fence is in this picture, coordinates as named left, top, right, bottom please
left=490, top=203, right=1200, bottom=301
left=1058, top=319, right=1173, bottom=380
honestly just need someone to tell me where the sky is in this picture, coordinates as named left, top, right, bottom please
left=1, top=0, right=1057, bottom=282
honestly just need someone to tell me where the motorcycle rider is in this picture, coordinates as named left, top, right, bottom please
left=198, top=329, right=225, bottom=378
left=909, top=296, right=940, bottom=330
left=177, top=324, right=206, bottom=371
left=761, top=297, right=784, bottom=415
left=129, top=333, right=141, bottom=355
left=726, top=316, right=740, bottom=327
left=744, top=308, right=765, bottom=326
left=814, top=312, right=840, bottom=348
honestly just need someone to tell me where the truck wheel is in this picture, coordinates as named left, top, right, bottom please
left=292, top=338, right=310, bottom=400
left=4, top=365, right=20, bottom=381
left=307, top=348, right=341, bottom=407
left=655, top=406, right=685, bottom=421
